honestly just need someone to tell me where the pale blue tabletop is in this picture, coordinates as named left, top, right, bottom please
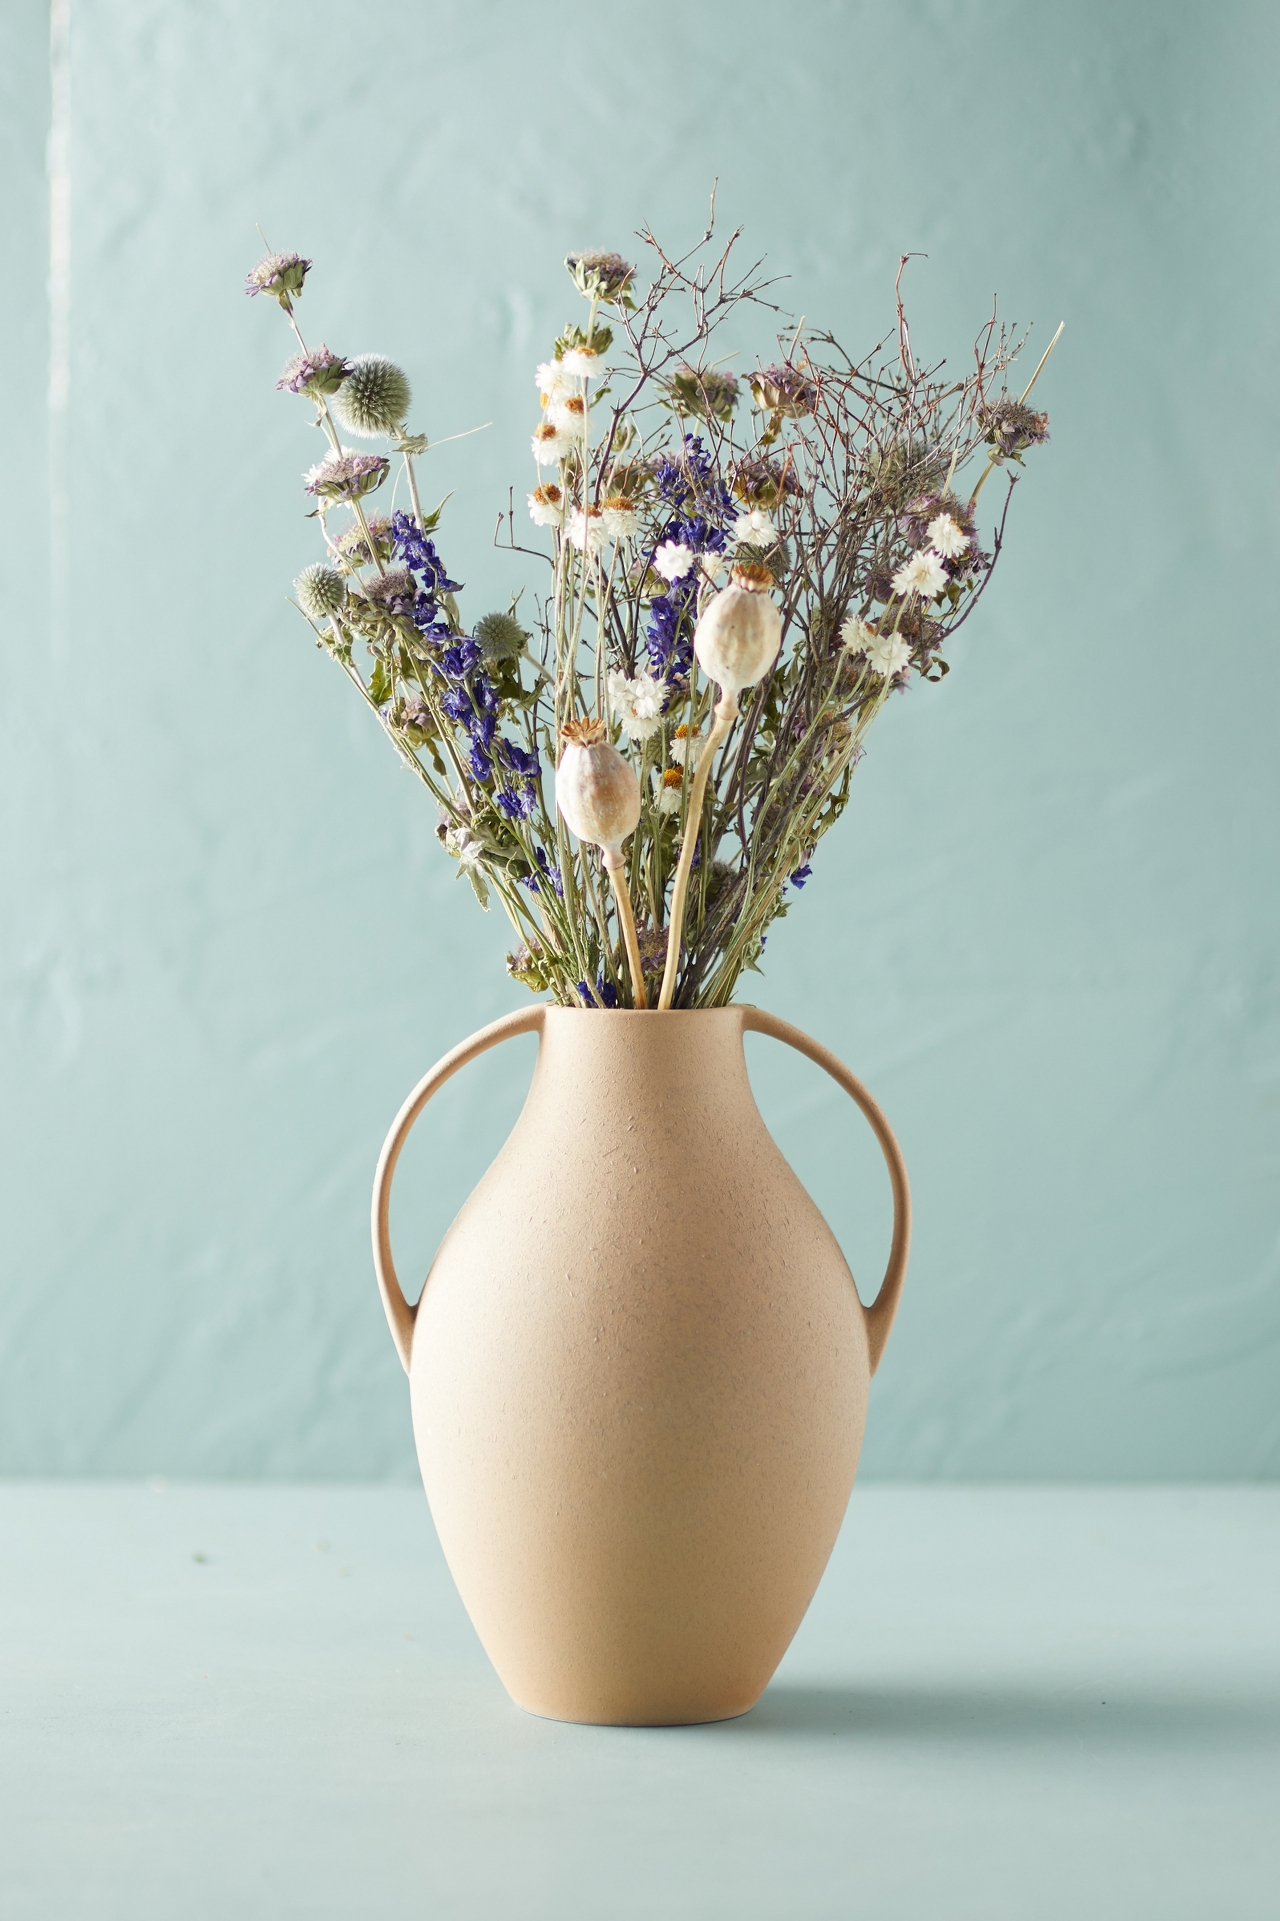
left=3, top=1484, right=1277, bottom=1919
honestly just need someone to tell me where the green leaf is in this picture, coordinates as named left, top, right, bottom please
left=369, top=657, right=393, bottom=706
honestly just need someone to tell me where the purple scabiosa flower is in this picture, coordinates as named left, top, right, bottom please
left=730, top=454, right=802, bottom=511
left=245, top=251, right=310, bottom=308
left=360, top=567, right=416, bottom=616
left=303, top=447, right=389, bottom=503
left=277, top=344, right=350, bottom=398
left=748, top=362, right=818, bottom=419
left=980, top=396, right=1050, bottom=461
left=670, top=363, right=740, bottom=422
left=333, top=514, right=395, bottom=570
left=565, top=249, right=636, bottom=305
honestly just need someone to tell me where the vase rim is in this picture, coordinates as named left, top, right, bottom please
left=542, top=1004, right=750, bottom=1020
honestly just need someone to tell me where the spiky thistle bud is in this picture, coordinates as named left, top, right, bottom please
left=555, top=719, right=641, bottom=856
left=474, top=612, right=527, bottom=663
left=333, top=355, right=412, bottom=437
left=295, top=563, right=347, bottom=621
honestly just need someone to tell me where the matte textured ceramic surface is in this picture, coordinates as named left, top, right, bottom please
left=373, top=1008, right=910, bottom=1725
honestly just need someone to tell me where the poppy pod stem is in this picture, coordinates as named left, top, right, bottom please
left=657, top=691, right=738, bottom=1011
left=602, top=846, right=649, bottom=1010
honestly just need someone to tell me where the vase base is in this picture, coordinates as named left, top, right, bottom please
left=510, top=1692, right=762, bottom=1729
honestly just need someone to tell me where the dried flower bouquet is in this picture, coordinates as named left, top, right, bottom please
left=248, top=215, right=1055, bottom=1009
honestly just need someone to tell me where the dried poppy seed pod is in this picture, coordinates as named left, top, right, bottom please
left=693, top=568, right=783, bottom=697
left=555, top=719, right=641, bottom=856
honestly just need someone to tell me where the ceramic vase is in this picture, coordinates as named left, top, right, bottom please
left=372, top=1005, right=910, bottom=1726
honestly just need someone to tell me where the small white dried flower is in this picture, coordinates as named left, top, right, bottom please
left=840, top=613, right=879, bottom=655
left=864, top=630, right=913, bottom=677
left=560, top=345, right=609, bottom=381
left=733, top=508, right=778, bottom=549
left=653, top=767, right=685, bottom=815
left=549, top=393, right=590, bottom=438
left=566, top=506, right=607, bottom=556
left=599, top=495, right=639, bottom=542
left=536, top=359, right=577, bottom=403
left=669, top=724, right=701, bottom=768
left=556, top=719, right=642, bottom=855
left=653, top=540, right=696, bottom=583
left=608, top=669, right=665, bottom=742
left=332, top=355, right=412, bottom=437
left=891, top=548, right=948, bottom=599
left=532, top=421, right=573, bottom=466
left=528, top=483, right=564, bottom=526
left=926, top=513, right=969, bottom=558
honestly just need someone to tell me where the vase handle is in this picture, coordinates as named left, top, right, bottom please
left=741, top=1009, right=911, bottom=1376
left=371, top=1005, right=546, bottom=1373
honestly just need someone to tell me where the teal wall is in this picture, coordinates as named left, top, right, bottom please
left=2, top=0, right=1277, bottom=1479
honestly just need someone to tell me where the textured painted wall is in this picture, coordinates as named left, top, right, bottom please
left=2, top=0, right=1277, bottom=1479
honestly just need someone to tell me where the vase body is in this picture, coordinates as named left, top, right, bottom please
left=405, top=1007, right=875, bottom=1726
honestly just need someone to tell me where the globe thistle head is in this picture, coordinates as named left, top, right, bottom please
left=565, top=250, right=637, bottom=307
left=295, top=563, right=347, bottom=621
left=277, top=344, right=350, bottom=399
left=245, top=250, right=310, bottom=309
left=670, top=363, right=740, bottom=422
left=980, top=396, right=1050, bottom=461
left=474, top=611, right=528, bottom=663
left=332, top=354, right=412, bottom=437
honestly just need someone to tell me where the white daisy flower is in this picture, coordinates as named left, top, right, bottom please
left=531, top=421, right=573, bottom=466
left=653, top=540, right=696, bottom=583
left=652, top=768, right=684, bottom=815
left=528, top=484, right=564, bottom=527
left=599, top=496, right=639, bottom=542
left=549, top=393, right=591, bottom=438
left=926, top=513, right=969, bottom=558
left=864, top=630, right=913, bottom=677
left=669, top=724, right=702, bottom=768
left=535, top=359, right=576, bottom=402
left=840, top=613, right=879, bottom=655
left=566, top=506, right=607, bottom=556
left=891, top=548, right=948, bottom=599
left=609, top=669, right=664, bottom=742
left=733, top=508, right=778, bottom=549
left=560, top=345, right=609, bottom=381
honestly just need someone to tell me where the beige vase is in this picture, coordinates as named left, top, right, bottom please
left=372, top=1006, right=910, bottom=1727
